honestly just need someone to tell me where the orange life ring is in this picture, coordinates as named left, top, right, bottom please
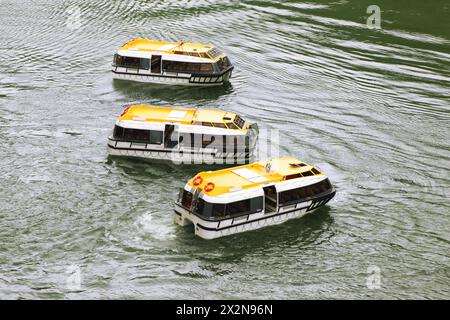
left=193, top=176, right=203, bottom=186
left=204, top=182, right=215, bottom=192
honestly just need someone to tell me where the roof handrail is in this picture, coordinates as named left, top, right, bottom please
left=172, top=41, right=185, bottom=52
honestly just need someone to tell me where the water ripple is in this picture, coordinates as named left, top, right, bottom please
left=0, top=0, right=449, bottom=299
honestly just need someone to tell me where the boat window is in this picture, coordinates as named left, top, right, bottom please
left=200, top=63, right=213, bottom=72
left=151, top=55, right=161, bottom=73
left=227, top=122, right=238, bottom=130
left=320, top=183, right=330, bottom=194
left=173, top=51, right=189, bottom=56
left=193, top=199, right=226, bottom=218
left=250, top=197, right=264, bottom=213
left=199, top=52, right=209, bottom=59
left=322, top=179, right=332, bottom=191
left=279, top=179, right=332, bottom=206
left=205, top=202, right=215, bottom=217
left=289, top=162, right=307, bottom=167
left=202, top=122, right=213, bottom=127
left=225, top=199, right=251, bottom=216
left=311, top=168, right=321, bottom=175
left=123, top=128, right=150, bottom=142
left=162, top=60, right=212, bottom=73
left=194, top=198, right=205, bottom=216
left=174, top=62, right=188, bottom=72
left=302, top=171, right=314, bottom=177
left=263, top=186, right=277, bottom=212
left=172, top=51, right=200, bottom=57
left=264, top=186, right=277, bottom=199
left=162, top=60, right=179, bottom=72
left=279, top=188, right=301, bottom=205
left=213, top=123, right=227, bottom=129
left=139, top=58, right=150, bottom=70
left=311, top=183, right=322, bottom=195
left=298, top=187, right=307, bottom=199
left=285, top=173, right=303, bottom=180
left=181, top=190, right=193, bottom=209
left=305, top=186, right=314, bottom=197
left=186, top=63, right=201, bottom=72
left=113, top=125, right=125, bottom=139
left=120, top=128, right=163, bottom=144
left=114, top=55, right=140, bottom=69
left=212, top=203, right=226, bottom=217
left=234, top=115, right=246, bottom=129
left=150, top=130, right=163, bottom=144
left=207, top=47, right=223, bottom=59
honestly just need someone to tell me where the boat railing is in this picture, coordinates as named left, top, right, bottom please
left=112, top=64, right=233, bottom=84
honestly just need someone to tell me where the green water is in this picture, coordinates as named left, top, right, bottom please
left=0, top=0, right=449, bottom=299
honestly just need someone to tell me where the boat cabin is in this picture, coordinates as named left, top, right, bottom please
left=108, top=105, right=258, bottom=164
left=175, top=158, right=336, bottom=239
left=112, top=39, right=233, bottom=86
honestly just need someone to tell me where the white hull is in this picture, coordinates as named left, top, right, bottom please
left=174, top=202, right=317, bottom=240
left=112, top=68, right=231, bottom=87
left=107, top=144, right=254, bottom=165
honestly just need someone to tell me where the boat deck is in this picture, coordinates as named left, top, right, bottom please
left=120, top=39, right=219, bottom=60
left=188, top=157, right=324, bottom=196
left=119, top=105, right=241, bottom=128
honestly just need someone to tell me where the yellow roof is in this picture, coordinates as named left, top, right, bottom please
left=187, top=158, right=326, bottom=197
left=119, top=104, right=244, bottom=129
left=119, top=39, right=223, bottom=60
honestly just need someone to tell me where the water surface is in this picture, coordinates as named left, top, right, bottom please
left=0, top=0, right=449, bottom=299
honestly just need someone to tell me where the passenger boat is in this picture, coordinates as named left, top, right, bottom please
left=112, top=39, right=233, bottom=86
left=174, top=157, right=336, bottom=239
left=107, top=104, right=258, bottom=164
